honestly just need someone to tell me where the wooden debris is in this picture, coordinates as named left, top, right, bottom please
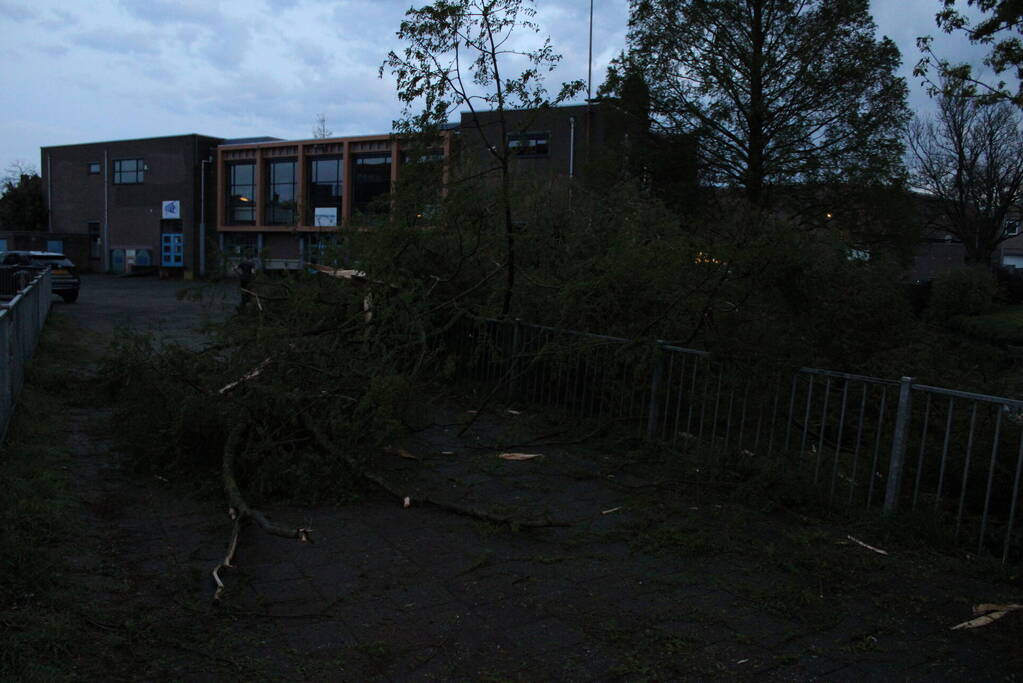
left=497, top=452, right=543, bottom=461
left=218, top=358, right=270, bottom=395
left=951, top=604, right=1022, bottom=630
left=846, top=535, right=889, bottom=556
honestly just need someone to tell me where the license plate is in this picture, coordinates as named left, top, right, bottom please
left=52, top=269, right=68, bottom=275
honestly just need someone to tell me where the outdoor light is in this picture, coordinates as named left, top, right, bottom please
left=826, top=212, right=833, bottom=219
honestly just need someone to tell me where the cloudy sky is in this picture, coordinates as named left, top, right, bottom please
left=0, top=0, right=995, bottom=175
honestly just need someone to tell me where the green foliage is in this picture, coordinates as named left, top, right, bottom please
left=927, top=266, right=997, bottom=322
left=951, top=306, right=1023, bottom=345
left=918, top=0, right=1023, bottom=106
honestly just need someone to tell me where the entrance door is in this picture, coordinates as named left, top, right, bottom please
left=161, top=233, right=183, bottom=267
left=110, top=249, right=125, bottom=274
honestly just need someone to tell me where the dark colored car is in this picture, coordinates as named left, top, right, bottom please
left=0, top=250, right=81, bottom=303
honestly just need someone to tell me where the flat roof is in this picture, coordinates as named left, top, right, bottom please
left=41, top=133, right=224, bottom=150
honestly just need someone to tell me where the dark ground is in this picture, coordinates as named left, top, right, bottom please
left=8, top=274, right=1023, bottom=680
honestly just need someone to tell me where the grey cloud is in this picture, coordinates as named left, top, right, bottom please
left=118, top=0, right=224, bottom=27
left=0, top=0, right=36, bottom=22
left=73, top=27, right=161, bottom=56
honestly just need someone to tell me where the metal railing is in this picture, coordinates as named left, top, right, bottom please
left=451, top=316, right=1023, bottom=563
left=0, top=269, right=53, bottom=442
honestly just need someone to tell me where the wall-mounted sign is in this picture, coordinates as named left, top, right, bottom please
left=314, top=207, right=337, bottom=227
left=162, top=200, right=181, bottom=219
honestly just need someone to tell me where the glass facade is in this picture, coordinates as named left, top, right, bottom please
left=352, top=153, right=392, bottom=216
left=266, top=159, right=297, bottom=225
left=308, top=156, right=343, bottom=226
left=228, top=163, right=256, bottom=225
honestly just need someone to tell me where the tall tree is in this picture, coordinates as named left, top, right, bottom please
left=907, top=78, right=1023, bottom=264
left=381, top=0, right=582, bottom=315
left=917, top=1, right=1023, bottom=105
left=0, top=162, right=47, bottom=231
left=606, top=0, right=910, bottom=205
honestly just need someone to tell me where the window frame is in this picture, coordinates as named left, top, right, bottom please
left=1004, top=219, right=1021, bottom=237
left=507, top=131, right=550, bottom=158
left=112, top=158, right=144, bottom=185
left=265, top=158, right=298, bottom=226
left=226, top=162, right=257, bottom=226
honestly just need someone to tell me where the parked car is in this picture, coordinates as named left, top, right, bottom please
left=0, top=250, right=81, bottom=303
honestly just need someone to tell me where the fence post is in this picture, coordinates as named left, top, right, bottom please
left=884, top=376, right=914, bottom=515
left=646, top=344, right=667, bottom=441
left=507, top=319, right=521, bottom=401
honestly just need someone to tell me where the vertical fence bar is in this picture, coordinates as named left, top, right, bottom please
left=799, top=375, right=815, bottom=458
left=848, top=383, right=868, bottom=505
left=829, top=380, right=849, bottom=503
left=912, top=393, right=933, bottom=511
left=935, top=397, right=955, bottom=511
left=977, top=409, right=1003, bottom=555
left=1003, top=431, right=1023, bottom=564
left=955, top=403, right=979, bottom=539
left=883, top=377, right=914, bottom=515
left=814, top=376, right=832, bottom=484
left=866, top=387, right=889, bottom=508
left=646, top=345, right=666, bottom=441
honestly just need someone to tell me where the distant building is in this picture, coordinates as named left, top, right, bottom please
left=38, top=134, right=223, bottom=274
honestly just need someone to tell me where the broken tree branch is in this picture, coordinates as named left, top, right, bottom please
left=213, top=420, right=312, bottom=602
left=302, top=413, right=567, bottom=528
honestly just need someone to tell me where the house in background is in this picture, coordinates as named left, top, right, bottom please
left=39, top=134, right=223, bottom=275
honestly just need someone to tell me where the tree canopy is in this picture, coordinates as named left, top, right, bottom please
left=605, top=0, right=910, bottom=205
left=0, top=164, right=47, bottom=232
left=917, top=0, right=1023, bottom=105
left=907, top=78, right=1023, bottom=264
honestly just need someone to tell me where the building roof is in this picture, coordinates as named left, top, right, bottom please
left=41, top=133, right=223, bottom=150
left=220, top=136, right=286, bottom=146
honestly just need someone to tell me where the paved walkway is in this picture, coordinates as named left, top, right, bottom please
left=54, top=275, right=1023, bottom=680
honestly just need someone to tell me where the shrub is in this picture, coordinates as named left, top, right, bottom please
left=926, top=267, right=996, bottom=322
left=994, top=266, right=1023, bottom=305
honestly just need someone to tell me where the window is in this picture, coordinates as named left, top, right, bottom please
left=352, top=153, right=391, bottom=217
left=113, top=158, right=144, bottom=184
left=88, top=162, right=100, bottom=175
left=222, top=232, right=258, bottom=258
left=227, top=163, right=256, bottom=225
left=265, top=159, right=297, bottom=225
left=1005, top=220, right=1021, bottom=237
left=308, top=156, right=343, bottom=225
left=46, top=239, right=64, bottom=254
left=0, top=239, right=7, bottom=251
left=508, top=131, right=549, bottom=157
left=87, top=222, right=101, bottom=258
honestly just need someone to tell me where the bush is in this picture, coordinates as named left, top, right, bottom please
left=994, top=266, right=1023, bottom=305
left=926, top=267, right=996, bottom=322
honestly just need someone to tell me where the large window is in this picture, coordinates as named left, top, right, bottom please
left=113, top=158, right=144, bottom=184
left=227, top=163, right=256, bottom=225
left=352, top=153, right=391, bottom=217
left=266, top=159, right=297, bottom=225
left=507, top=132, right=549, bottom=157
left=308, top=156, right=343, bottom=226
left=87, top=222, right=101, bottom=258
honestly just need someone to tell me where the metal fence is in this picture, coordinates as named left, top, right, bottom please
left=0, top=269, right=53, bottom=442
left=451, top=316, right=1023, bottom=563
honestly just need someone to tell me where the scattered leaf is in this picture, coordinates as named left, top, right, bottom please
left=507, top=409, right=522, bottom=415
left=403, top=496, right=411, bottom=509
left=497, top=452, right=543, bottom=461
